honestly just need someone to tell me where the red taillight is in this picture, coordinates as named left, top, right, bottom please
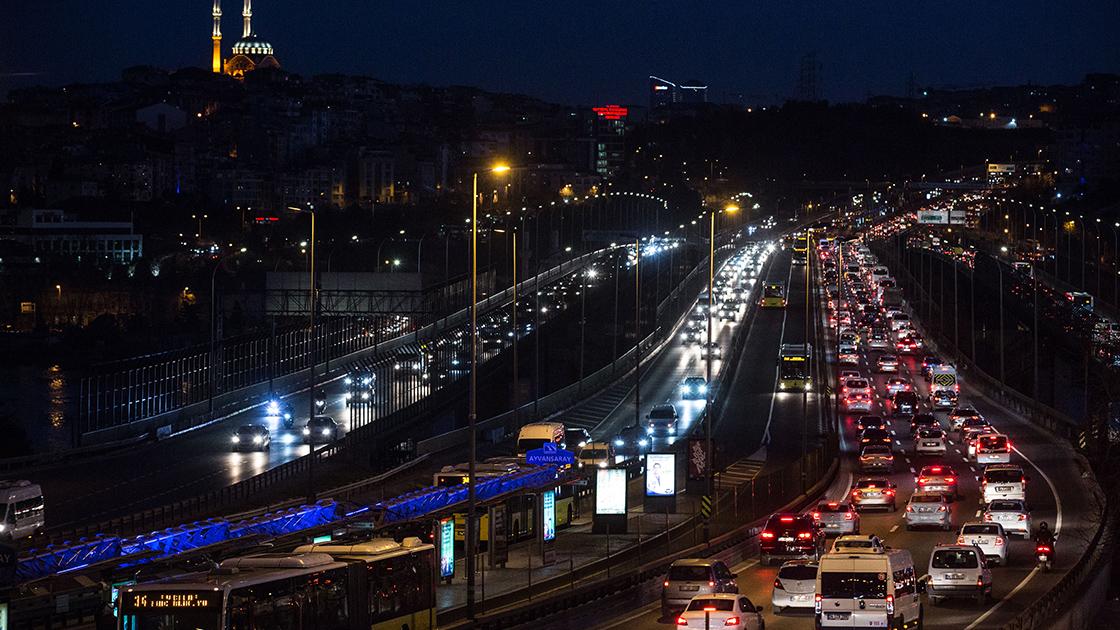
left=1037, top=545, right=1051, bottom=553
left=1018, top=514, right=1026, bottom=521
left=761, top=531, right=775, bottom=539
left=811, top=511, right=822, bottom=520
left=844, top=511, right=854, bottom=520
left=885, top=488, right=896, bottom=496
left=917, top=477, right=928, bottom=485
left=886, top=594, right=894, bottom=615
left=724, top=617, right=740, bottom=626
left=937, top=505, right=947, bottom=512
left=983, top=513, right=992, bottom=521
left=664, top=580, right=670, bottom=587
left=676, top=616, right=689, bottom=626
left=977, top=577, right=984, bottom=588
left=957, top=535, right=966, bottom=544
left=774, top=578, right=783, bottom=589
left=947, top=477, right=957, bottom=484
left=780, top=516, right=794, bottom=523
left=797, top=532, right=812, bottom=540
left=905, top=504, right=914, bottom=512
left=996, top=537, right=1005, bottom=546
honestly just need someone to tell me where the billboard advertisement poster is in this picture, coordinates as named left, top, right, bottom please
left=645, top=453, right=676, bottom=496
left=542, top=490, right=556, bottom=542
left=688, top=438, right=708, bottom=480
left=439, top=517, right=455, bottom=579
left=595, top=468, right=627, bottom=515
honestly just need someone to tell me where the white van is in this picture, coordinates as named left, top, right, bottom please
left=0, top=480, right=45, bottom=539
left=816, top=548, right=922, bottom=629
left=516, top=422, right=566, bottom=457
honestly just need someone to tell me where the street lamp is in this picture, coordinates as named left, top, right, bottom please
left=467, top=163, right=510, bottom=621
left=287, top=205, right=317, bottom=503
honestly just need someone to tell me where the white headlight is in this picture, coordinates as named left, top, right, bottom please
left=302, top=427, right=311, bottom=435
left=231, top=435, right=240, bottom=443
left=253, top=435, right=263, bottom=444
left=344, top=377, right=353, bottom=385
left=361, top=391, right=370, bottom=400
left=322, top=428, right=331, bottom=436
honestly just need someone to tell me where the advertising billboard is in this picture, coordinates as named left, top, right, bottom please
left=595, top=468, right=627, bottom=515
left=439, top=517, right=454, bottom=578
left=687, top=438, right=708, bottom=480
left=542, top=490, right=556, bottom=542
left=645, top=453, right=676, bottom=496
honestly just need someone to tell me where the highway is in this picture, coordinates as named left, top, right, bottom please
left=34, top=251, right=617, bottom=532
left=518, top=240, right=1097, bottom=630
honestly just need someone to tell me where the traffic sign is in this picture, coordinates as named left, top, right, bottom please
left=526, top=442, right=575, bottom=466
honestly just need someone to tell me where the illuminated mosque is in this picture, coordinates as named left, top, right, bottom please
left=211, top=0, right=280, bottom=78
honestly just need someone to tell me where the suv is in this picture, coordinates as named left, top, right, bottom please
left=759, top=513, right=826, bottom=566
left=910, top=413, right=938, bottom=435
left=302, top=416, right=339, bottom=444
left=646, top=403, right=679, bottom=436
left=926, top=544, right=993, bottom=605
left=915, top=428, right=948, bottom=457
left=948, top=407, right=984, bottom=432
left=660, top=559, right=738, bottom=617
left=981, top=464, right=1028, bottom=505
left=891, top=391, right=920, bottom=415
left=680, top=376, right=708, bottom=401
left=810, top=501, right=860, bottom=535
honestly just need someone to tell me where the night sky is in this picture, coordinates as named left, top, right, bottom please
left=5, top=1, right=1119, bottom=105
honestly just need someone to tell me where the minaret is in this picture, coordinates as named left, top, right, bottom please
left=211, top=0, right=222, bottom=73
left=242, top=0, right=252, bottom=38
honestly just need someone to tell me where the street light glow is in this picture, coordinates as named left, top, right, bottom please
left=492, top=164, right=512, bottom=174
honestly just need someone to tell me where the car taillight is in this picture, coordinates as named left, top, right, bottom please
left=946, top=477, right=957, bottom=484
left=1018, top=514, right=1026, bottom=521
left=917, top=477, right=928, bottom=485
left=938, top=505, right=947, bottom=512
left=676, top=616, right=689, bottom=626
left=851, top=489, right=861, bottom=498
left=977, top=577, right=984, bottom=588
left=885, top=488, right=895, bottom=495
left=886, top=594, right=894, bottom=615
left=774, top=578, right=783, bottom=589
left=797, top=532, right=812, bottom=540
left=761, top=531, right=775, bottom=539
left=724, top=617, right=740, bottom=626
left=664, top=580, right=670, bottom=587
left=983, top=513, right=992, bottom=521
left=709, top=580, right=715, bottom=587
left=996, top=537, right=1005, bottom=546
left=905, top=504, right=914, bottom=512
left=814, top=593, right=823, bottom=614
left=1037, top=545, right=1051, bottom=553
left=844, top=511, right=854, bottom=520
left=957, top=535, right=966, bottom=544
left=811, top=512, right=821, bottom=520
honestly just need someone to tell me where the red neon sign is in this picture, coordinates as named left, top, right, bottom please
left=593, top=104, right=629, bottom=120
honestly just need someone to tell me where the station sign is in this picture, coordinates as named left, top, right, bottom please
left=526, top=442, right=575, bottom=466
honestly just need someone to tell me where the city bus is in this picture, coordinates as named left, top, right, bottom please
left=433, top=460, right=578, bottom=545
left=778, top=343, right=813, bottom=391
left=117, top=540, right=437, bottom=630
left=761, top=281, right=788, bottom=308
left=791, top=232, right=809, bottom=265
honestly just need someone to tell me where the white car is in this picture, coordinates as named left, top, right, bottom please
left=957, top=522, right=1008, bottom=566
left=914, top=428, right=947, bottom=457
left=838, top=344, right=860, bottom=365
left=839, top=370, right=862, bottom=381
left=676, top=594, right=764, bottom=629
left=771, top=560, right=817, bottom=613
left=984, top=499, right=1032, bottom=538
left=975, top=433, right=1012, bottom=465
left=905, top=492, right=952, bottom=531
left=981, top=464, right=1028, bottom=505
left=830, top=534, right=886, bottom=554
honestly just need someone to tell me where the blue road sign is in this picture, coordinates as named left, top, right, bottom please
left=526, top=442, right=575, bottom=466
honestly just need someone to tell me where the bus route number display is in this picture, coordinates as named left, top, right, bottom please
left=121, top=590, right=221, bottom=613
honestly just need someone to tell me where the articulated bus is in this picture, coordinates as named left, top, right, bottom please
left=761, top=281, right=788, bottom=308
left=433, top=460, right=578, bottom=546
left=778, top=343, right=813, bottom=391
left=791, top=232, right=809, bottom=264
left=118, top=540, right=437, bottom=630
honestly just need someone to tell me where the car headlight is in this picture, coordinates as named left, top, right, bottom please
left=362, top=377, right=372, bottom=385
left=344, top=377, right=353, bottom=385
left=344, top=392, right=352, bottom=399
left=283, top=412, right=291, bottom=420
left=302, top=427, right=311, bottom=435
left=599, top=461, right=608, bottom=468
left=266, top=401, right=280, bottom=414
left=638, top=438, right=649, bottom=447
left=613, top=438, right=624, bottom=447
left=282, top=434, right=294, bottom=444
left=646, top=426, right=654, bottom=434
left=322, top=428, right=331, bottom=436
left=361, top=391, right=370, bottom=400
left=253, top=435, right=263, bottom=444
left=232, top=435, right=240, bottom=443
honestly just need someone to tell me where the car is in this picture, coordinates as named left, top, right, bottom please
left=263, top=398, right=295, bottom=429
left=718, top=306, right=738, bottom=321
left=915, top=428, right=948, bottom=457
left=910, top=413, right=938, bottom=435
left=921, top=355, right=944, bottom=380
left=959, top=415, right=991, bottom=438
left=647, top=403, right=680, bottom=436
left=344, top=370, right=376, bottom=405
left=884, top=377, right=911, bottom=396
left=964, top=426, right=998, bottom=459
left=680, top=376, right=708, bottom=400
left=771, top=560, right=818, bottom=613
left=839, top=331, right=860, bottom=346
left=576, top=441, right=614, bottom=470
left=905, top=491, right=952, bottom=531
left=857, top=415, right=887, bottom=431
left=700, top=342, right=723, bottom=359
left=613, top=424, right=651, bottom=454
left=843, top=391, right=873, bottom=413
left=302, top=415, right=339, bottom=444
left=231, top=424, right=271, bottom=452
left=838, top=344, right=860, bottom=365
left=926, top=544, right=994, bottom=605
left=829, top=534, right=885, bottom=554
left=957, top=522, right=1009, bottom=566
left=867, top=331, right=890, bottom=350
left=916, top=465, right=961, bottom=500
left=850, top=478, right=897, bottom=511
left=891, top=391, right=919, bottom=415
left=841, top=378, right=872, bottom=398
left=931, top=388, right=958, bottom=410
left=660, top=559, right=739, bottom=617
left=984, top=498, right=1031, bottom=538
left=859, top=428, right=893, bottom=449
left=876, top=354, right=900, bottom=373
left=858, top=444, right=895, bottom=472
left=839, top=369, right=862, bottom=381
left=759, top=513, right=826, bottom=565
left=681, top=328, right=704, bottom=345
left=948, top=407, right=984, bottom=431
left=896, top=337, right=920, bottom=354
left=975, top=433, right=1012, bottom=465
left=888, top=314, right=912, bottom=332
left=811, top=501, right=861, bottom=535
left=675, top=594, right=763, bottom=629
left=981, top=464, right=1028, bottom=505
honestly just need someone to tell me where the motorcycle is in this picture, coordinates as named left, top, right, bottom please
left=1035, top=544, right=1053, bottom=571
left=314, top=390, right=326, bottom=413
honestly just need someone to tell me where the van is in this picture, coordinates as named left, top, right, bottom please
left=0, top=480, right=45, bottom=539
left=925, top=544, right=993, bottom=605
left=516, top=422, right=566, bottom=457
left=816, top=548, right=922, bottom=629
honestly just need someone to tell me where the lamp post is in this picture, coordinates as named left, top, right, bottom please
left=209, top=247, right=248, bottom=419
left=704, top=204, right=738, bottom=541
left=287, top=205, right=316, bottom=502
left=802, top=228, right=812, bottom=492
left=467, top=164, right=509, bottom=621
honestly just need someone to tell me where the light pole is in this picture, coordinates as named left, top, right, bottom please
left=287, top=205, right=316, bottom=502
left=209, top=247, right=248, bottom=419
left=802, top=228, right=812, bottom=492
left=512, top=230, right=520, bottom=426
left=192, top=213, right=208, bottom=240
left=467, top=164, right=509, bottom=621
left=704, top=204, right=738, bottom=541
left=579, top=267, right=598, bottom=389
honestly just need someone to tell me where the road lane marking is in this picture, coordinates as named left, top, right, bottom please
left=761, top=261, right=796, bottom=445
left=890, top=524, right=899, bottom=532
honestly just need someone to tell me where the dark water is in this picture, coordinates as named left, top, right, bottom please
left=0, top=364, right=77, bottom=456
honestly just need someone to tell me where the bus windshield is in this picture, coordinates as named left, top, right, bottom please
left=121, top=612, right=221, bottom=630
left=118, top=589, right=223, bottom=630
left=780, top=358, right=808, bottom=380
left=820, top=572, right=888, bottom=599
left=764, top=283, right=785, bottom=298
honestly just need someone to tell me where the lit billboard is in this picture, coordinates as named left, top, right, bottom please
left=645, top=453, right=676, bottom=496
left=595, top=468, right=627, bottom=515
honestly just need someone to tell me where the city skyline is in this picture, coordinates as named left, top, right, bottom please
left=4, top=1, right=1119, bottom=105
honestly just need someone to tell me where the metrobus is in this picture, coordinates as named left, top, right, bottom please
left=117, top=540, right=437, bottom=630
left=778, top=343, right=813, bottom=391
left=761, top=281, right=788, bottom=308
left=433, top=460, right=578, bottom=545
left=791, top=232, right=809, bottom=265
